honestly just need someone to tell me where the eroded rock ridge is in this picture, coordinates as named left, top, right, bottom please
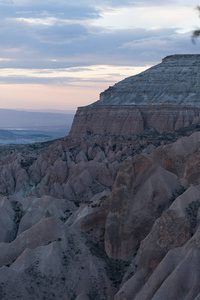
left=70, top=55, right=200, bottom=137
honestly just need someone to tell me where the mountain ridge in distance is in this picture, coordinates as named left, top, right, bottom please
left=0, top=108, right=74, bottom=130
left=12, top=108, right=76, bottom=114
left=0, top=108, right=75, bottom=144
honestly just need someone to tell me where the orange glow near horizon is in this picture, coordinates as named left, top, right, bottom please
left=0, top=83, right=108, bottom=111
left=0, top=65, right=150, bottom=111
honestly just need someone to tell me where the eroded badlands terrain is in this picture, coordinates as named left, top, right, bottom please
left=0, top=125, right=200, bottom=300
left=1, top=55, right=200, bottom=299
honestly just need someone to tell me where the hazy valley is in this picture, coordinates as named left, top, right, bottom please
left=0, top=109, right=74, bottom=144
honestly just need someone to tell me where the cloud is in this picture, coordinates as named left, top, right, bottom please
left=0, top=65, right=150, bottom=85
left=0, top=0, right=198, bottom=111
left=0, top=0, right=198, bottom=85
left=0, top=0, right=175, bottom=7
left=0, top=1, right=101, bottom=20
left=0, top=24, right=197, bottom=71
left=97, top=0, right=175, bottom=8
left=121, top=31, right=198, bottom=61
left=32, top=22, right=88, bottom=44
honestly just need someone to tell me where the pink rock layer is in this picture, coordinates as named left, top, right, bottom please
left=69, top=105, right=200, bottom=137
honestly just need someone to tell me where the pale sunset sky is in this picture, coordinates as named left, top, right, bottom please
left=0, top=0, right=200, bottom=111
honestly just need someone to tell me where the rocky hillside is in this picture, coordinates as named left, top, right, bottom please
left=0, top=124, right=199, bottom=299
left=70, top=55, right=200, bottom=137
left=1, top=55, right=200, bottom=299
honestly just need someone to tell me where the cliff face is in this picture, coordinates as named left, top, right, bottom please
left=70, top=105, right=200, bottom=136
left=69, top=55, right=200, bottom=137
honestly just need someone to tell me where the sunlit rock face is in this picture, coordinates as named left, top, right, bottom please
left=69, top=55, right=200, bottom=137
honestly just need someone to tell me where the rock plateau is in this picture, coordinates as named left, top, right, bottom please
left=70, top=55, right=200, bottom=137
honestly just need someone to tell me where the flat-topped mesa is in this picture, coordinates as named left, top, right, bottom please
left=69, top=55, right=200, bottom=137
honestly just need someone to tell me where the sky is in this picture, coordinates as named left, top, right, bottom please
left=0, top=0, right=200, bottom=111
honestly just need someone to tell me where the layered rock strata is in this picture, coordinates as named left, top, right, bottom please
left=70, top=55, right=200, bottom=137
left=70, top=105, right=200, bottom=136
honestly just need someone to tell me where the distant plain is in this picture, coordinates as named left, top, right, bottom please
left=0, top=109, right=74, bottom=144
